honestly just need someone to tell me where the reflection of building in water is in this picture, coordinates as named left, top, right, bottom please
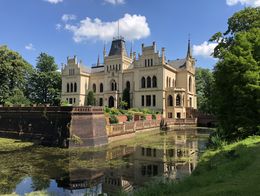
left=55, top=130, right=199, bottom=195
left=133, top=129, right=198, bottom=185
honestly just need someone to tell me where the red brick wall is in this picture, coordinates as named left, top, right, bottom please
left=116, top=115, right=128, bottom=123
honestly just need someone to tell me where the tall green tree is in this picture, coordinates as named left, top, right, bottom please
left=27, top=53, right=61, bottom=106
left=122, top=88, right=130, bottom=109
left=0, top=46, right=32, bottom=104
left=210, top=7, right=260, bottom=140
left=195, top=67, right=214, bottom=114
left=85, top=91, right=95, bottom=106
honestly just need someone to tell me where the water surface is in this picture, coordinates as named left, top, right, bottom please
left=0, top=128, right=209, bottom=195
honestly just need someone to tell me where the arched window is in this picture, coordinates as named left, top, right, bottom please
left=70, top=83, right=73, bottom=93
left=74, top=83, right=77, bottom=92
left=141, top=77, right=146, bottom=88
left=126, top=81, right=130, bottom=90
left=147, top=76, right=151, bottom=88
left=93, top=83, right=96, bottom=93
left=111, top=83, right=114, bottom=91
left=172, top=79, right=175, bottom=87
left=99, top=98, right=103, bottom=106
left=166, top=77, right=169, bottom=87
left=176, top=94, right=181, bottom=106
left=169, top=78, right=171, bottom=87
left=111, top=80, right=117, bottom=91
left=114, top=82, right=117, bottom=90
left=100, top=83, right=103, bottom=93
left=189, top=76, right=192, bottom=92
left=168, top=95, right=173, bottom=106
left=67, top=83, right=69, bottom=93
left=152, top=76, right=157, bottom=88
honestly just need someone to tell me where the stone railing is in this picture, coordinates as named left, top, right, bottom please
left=166, top=118, right=197, bottom=125
left=107, top=120, right=161, bottom=137
left=0, top=106, right=103, bottom=114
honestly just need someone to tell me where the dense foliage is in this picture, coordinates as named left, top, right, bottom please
left=210, top=7, right=260, bottom=140
left=195, top=67, right=214, bottom=114
left=27, top=53, right=61, bottom=106
left=85, top=90, right=95, bottom=106
left=0, top=48, right=61, bottom=106
left=122, top=87, right=130, bottom=109
left=0, top=46, right=32, bottom=105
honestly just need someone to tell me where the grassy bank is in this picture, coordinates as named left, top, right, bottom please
left=134, top=136, right=260, bottom=196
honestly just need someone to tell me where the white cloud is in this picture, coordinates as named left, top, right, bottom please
left=44, top=0, right=63, bottom=4
left=104, top=0, right=125, bottom=5
left=193, top=41, right=218, bottom=58
left=226, top=0, right=260, bottom=7
left=25, top=43, right=35, bottom=51
left=56, top=23, right=62, bottom=30
left=62, top=14, right=77, bottom=22
left=64, top=13, right=150, bottom=42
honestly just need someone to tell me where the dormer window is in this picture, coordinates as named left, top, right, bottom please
left=69, top=69, right=75, bottom=76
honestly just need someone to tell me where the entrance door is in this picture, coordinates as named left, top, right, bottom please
left=108, top=96, right=114, bottom=108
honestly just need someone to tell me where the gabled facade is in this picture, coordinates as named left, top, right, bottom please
left=61, top=37, right=197, bottom=119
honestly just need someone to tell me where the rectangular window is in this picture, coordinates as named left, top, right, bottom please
left=145, top=59, right=147, bottom=67
left=146, top=148, right=152, bottom=156
left=141, top=165, right=146, bottom=176
left=73, top=98, right=76, bottom=103
left=153, top=149, right=156, bottom=157
left=190, top=97, right=192, bottom=107
left=146, top=95, right=151, bottom=106
left=168, top=112, right=173, bottom=118
left=177, top=112, right=181, bottom=119
left=147, top=165, right=152, bottom=176
left=153, top=95, right=156, bottom=107
left=148, top=59, right=150, bottom=67
left=153, top=165, right=158, bottom=176
left=69, top=98, right=73, bottom=104
left=151, top=59, right=153, bottom=66
left=141, top=95, right=145, bottom=106
left=142, top=147, right=145, bottom=156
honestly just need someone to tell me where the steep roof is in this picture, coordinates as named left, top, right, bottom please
left=168, top=59, right=186, bottom=69
left=108, top=37, right=128, bottom=57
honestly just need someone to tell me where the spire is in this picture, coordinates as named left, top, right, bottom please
left=97, top=54, right=100, bottom=66
left=130, top=42, right=133, bottom=59
left=186, top=35, right=192, bottom=59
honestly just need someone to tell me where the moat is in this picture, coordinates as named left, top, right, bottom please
left=0, top=128, right=210, bottom=195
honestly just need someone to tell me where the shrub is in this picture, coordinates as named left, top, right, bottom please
left=119, top=101, right=128, bottom=109
left=104, top=106, right=111, bottom=114
left=140, top=114, right=146, bottom=120
left=110, top=108, right=120, bottom=115
left=207, top=132, right=227, bottom=149
left=141, top=108, right=153, bottom=114
left=129, top=108, right=139, bottom=112
left=109, top=115, right=119, bottom=124
left=60, top=100, right=70, bottom=106
left=126, top=113, right=133, bottom=121
left=119, top=109, right=127, bottom=115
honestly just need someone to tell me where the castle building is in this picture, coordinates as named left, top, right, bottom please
left=61, top=37, right=197, bottom=119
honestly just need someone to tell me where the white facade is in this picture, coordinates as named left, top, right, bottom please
left=61, top=38, right=197, bottom=119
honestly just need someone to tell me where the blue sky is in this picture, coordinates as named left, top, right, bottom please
left=0, top=0, right=258, bottom=69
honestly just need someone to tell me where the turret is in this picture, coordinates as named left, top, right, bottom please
left=161, top=47, right=165, bottom=64
left=186, top=38, right=192, bottom=59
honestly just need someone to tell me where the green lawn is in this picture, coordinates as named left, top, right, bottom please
left=134, top=136, right=260, bottom=196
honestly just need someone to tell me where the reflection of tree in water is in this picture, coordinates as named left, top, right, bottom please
left=0, top=129, right=206, bottom=195
left=31, top=176, right=50, bottom=191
